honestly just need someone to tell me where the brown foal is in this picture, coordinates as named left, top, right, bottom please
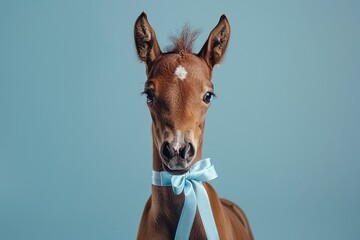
left=134, top=12, right=253, bottom=240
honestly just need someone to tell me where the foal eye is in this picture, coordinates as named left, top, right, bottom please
left=142, top=89, right=155, bottom=103
left=203, top=92, right=214, bottom=104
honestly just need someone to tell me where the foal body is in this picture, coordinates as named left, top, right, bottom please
left=134, top=12, right=253, bottom=240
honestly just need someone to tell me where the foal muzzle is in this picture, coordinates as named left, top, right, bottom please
left=160, top=141, right=196, bottom=171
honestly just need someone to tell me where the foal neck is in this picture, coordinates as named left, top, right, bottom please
left=150, top=136, right=207, bottom=238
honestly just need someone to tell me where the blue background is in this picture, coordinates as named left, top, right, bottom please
left=1, top=0, right=359, bottom=239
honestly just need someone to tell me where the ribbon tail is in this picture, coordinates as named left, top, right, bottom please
left=192, top=181, right=219, bottom=240
left=174, top=180, right=197, bottom=240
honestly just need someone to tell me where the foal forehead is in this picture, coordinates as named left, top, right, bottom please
left=147, top=54, right=211, bottom=82
left=174, top=65, right=187, bottom=81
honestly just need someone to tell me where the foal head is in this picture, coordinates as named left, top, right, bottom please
left=134, top=12, right=230, bottom=173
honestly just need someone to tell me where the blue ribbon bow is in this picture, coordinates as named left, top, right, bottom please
left=152, top=158, right=220, bottom=240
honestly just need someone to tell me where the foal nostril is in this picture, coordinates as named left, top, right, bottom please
left=161, top=141, right=196, bottom=162
left=179, top=142, right=195, bottom=161
left=161, top=141, right=174, bottom=162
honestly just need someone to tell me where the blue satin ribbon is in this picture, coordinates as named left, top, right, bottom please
left=152, top=158, right=220, bottom=240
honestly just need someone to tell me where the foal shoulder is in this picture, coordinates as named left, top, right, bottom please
left=202, top=183, right=254, bottom=240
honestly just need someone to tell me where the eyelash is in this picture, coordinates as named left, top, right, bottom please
left=141, top=89, right=155, bottom=103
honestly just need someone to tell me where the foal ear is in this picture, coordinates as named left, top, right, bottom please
left=198, top=15, right=230, bottom=69
left=134, top=12, right=162, bottom=66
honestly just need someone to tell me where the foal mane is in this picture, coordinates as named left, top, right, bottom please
left=165, top=24, right=201, bottom=54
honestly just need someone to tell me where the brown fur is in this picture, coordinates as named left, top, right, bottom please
left=134, top=12, right=253, bottom=239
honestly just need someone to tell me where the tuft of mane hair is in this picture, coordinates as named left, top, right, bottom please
left=166, top=24, right=201, bottom=54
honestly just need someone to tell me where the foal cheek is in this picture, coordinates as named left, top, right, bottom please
left=191, top=118, right=205, bottom=148
left=150, top=111, right=163, bottom=142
